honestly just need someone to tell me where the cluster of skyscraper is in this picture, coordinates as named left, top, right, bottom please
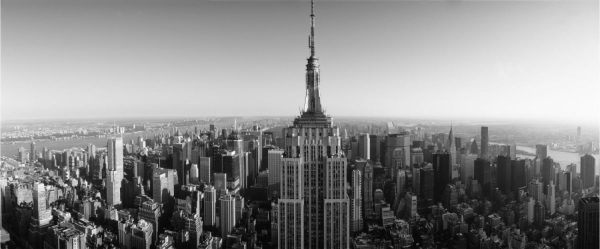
left=1, top=0, right=599, bottom=248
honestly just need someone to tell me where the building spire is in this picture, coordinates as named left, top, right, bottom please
left=301, top=0, right=323, bottom=115
left=309, top=0, right=315, bottom=57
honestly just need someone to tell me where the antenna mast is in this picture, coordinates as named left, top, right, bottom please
left=309, top=0, right=315, bottom=57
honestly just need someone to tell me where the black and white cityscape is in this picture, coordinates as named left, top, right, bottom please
left=1, top=0, right=598, bottom=248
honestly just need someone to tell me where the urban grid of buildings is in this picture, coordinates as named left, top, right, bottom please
left=0, top=1, right=599, bottom=249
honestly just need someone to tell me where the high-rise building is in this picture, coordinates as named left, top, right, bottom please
left=557, top=170, right=568, bottom=192
left=214, top=173, right=227, bottom=193
left=480, top=127, right=489, bottom=158
left=350, top=169, right=363, bottom=234
left=564, top=171, right=573, bottom=193
left=32, top=182, right=52, bottom=227
left=385, top=132, right=411, bottom=177
left=412, top=165, right=421, bottom=195
left=278, top=157, right=304, bottom=249
left=138, top=199, right=162, bottom=243
left=526, top=197, right=535, bottom=223
left=447, top=126, right=457, bottom=166
left=278, top=1, right=349, bottom=247
left=268, top=149, right=284, bottom=193
left=535, top=144, right=548, bottom=159
left=173, top=143, right=186, bottom=185
left=546, top=181, right=555, bottom=215
left=511, top=159, right=527, bottom=191
left=496, top=156, right=512, bottom=194
left=460, top=154, right=477, bottom=185
left=470, top=140, right=479, bottom=155
left=221, top=152, right=242, bottom=190
left=528, top=179, right=544, bottom=203
left=369, top=135, right=381, bottom=163
left=420, top=165, right=435, bottom=203
left=199, top=157, right=211, bottom=185
left=203, top=185, right=217, bottom=227
left=541, top=157, right=555, bottom=194
left=190, top=163, right=199, bottom=185
left=358, top=133, right=370, bottom=160
left=107, top=137, right=124, bottom=206
left=132, top=219, right=153, bottom=249
left=30, top=141, right=36, bottom=162
left=507, top=144, right=517, bottom=159
left=18, top=147, right=27, bottom=163
left=324, top=158, right=349, bottom=249
left=360, top=160, right=374, bottom=220
left=153, top=168, right=174, bottom=205
left=219, top=194, right=236, bottom=237
left=534, top=201, right=545, bottom=227
left=0, top=179, right=9, bottom=244
left=45, top=224, right=86, bottom=249
left=580, top=154, right=595, bottom=189
left=405, top=192, right=417, bottom=219
left=432, top=152, right=451, bottom=202
left=119, top=218, right=153, bottom=249
left=577, top=197, right=599, bottom=249
left=474, top=158, right=492, bottom=197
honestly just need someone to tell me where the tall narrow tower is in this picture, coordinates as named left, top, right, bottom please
left=278, top=0, right=349, bottom=248
left=447, top=124, right=456, bottom=166
left=107, top=137, right=124, bottom=206
left=480, top=126, right=488, bottom=159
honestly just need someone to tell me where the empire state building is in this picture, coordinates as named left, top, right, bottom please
left=277, top=0, right=349, bottom=248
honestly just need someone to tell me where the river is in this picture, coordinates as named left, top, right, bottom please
left=516, top=145, right=599, bottom=174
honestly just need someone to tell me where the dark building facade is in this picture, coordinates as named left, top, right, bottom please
left=432, top=152, right=450, bottom=203
left=577, top=197, right=598, bottom=249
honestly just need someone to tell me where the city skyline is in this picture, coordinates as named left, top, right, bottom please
left=1, top=0, right=599, bottom=248
left=2, top=0, right=598, bottom=123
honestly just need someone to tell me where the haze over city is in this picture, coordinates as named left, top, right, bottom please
left=2, top=0, right=598, bottom=123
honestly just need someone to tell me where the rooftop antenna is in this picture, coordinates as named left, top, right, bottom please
left=309, top=0, right=316, bottom=57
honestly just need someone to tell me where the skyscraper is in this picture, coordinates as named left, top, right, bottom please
left=534, top=201, right=545, bottom=227
left=30, top=141, right=36, bottom=162
left=358, top=133, right=370, bottom=160
left=577, top=197, right=599, bottom=249
left=18, top=147, right=27, bottom=163
left=278, top=157, right=304, bottom=249
left=32, top=182, right=52, bottom=227
left=510, top=159, right=526, bottom=191
left=173, top=143, right=186, bottom=185
left=432, top=152, right=451, bottom=202
left=107, top=137, right=124, bottom=206
left=480, top=126, right=489, bottom=159
left=474, top=158, right=492, bottom=197
left=385, top=132, right=411, bottom=177
left=496, top=155, right=512, bottom=194
left=369, top=135, right=381, bottom=163
left=541, top=157, right=555, bottom=194
left=535, top=144, right=548, bottom=159
left=268, top=149, right=284, bottom=193
left=360, top=160, right=374, bottom=221
left=138, top=199, right=162, bottom=243
left=219, top=194, right=236, bottom=237
left=0, top=179, right=9, bottom=244
left=203, top=185, right=217, bottom=227
left=420, top=165, right=435, bottom=203
left=546, top=181, right=555, bottom=215
left=278, top=1, right=349, bottom=247
left=350, top=169, right=363, bottom=234
left=199, top=157, right=211, bottom=185
left=447, top=125, right=457, bottom=167
left=580, top=154, right=595, bottom=189
left=190, top=163, right=199, bottom=184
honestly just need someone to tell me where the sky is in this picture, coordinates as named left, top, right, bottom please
left=1, top=0, right=598, bottom=124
